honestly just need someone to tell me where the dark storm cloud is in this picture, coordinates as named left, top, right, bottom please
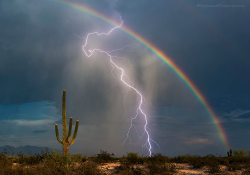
left=32, top=130, right=47, bottom=134
left=0, top=0, right=69, bottom=104
left=0, top=0, right=116, bottom=105
left=115, top=0, right=250, bottom=109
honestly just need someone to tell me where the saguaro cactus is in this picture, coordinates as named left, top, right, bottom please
left=227, top=148, right=233, bottom=157
left=55, top=90, right=79, bottom=156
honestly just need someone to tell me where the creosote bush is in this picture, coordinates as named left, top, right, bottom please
left=94, top=150, right=115, bottom=163
left=146, top=153, right=176, bottom=175
left=206, top=159, right=221, bottom=174
left=189, top=155, right=206, bottom=169
left=228, top=162, right=242, bottom=171
left=117, top=153, right=143, bottom=172
left=172, top=154, right=192, bottom=163
left=115, top=164, right=145, bottom=175
left=126, top=152, right=144, bottom=164
left=115, top=152, right=147, bottom=174
left=77, top=160, right=104, bottom=174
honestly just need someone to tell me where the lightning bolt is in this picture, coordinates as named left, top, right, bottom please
left=82, top=16, right=158, bottom=156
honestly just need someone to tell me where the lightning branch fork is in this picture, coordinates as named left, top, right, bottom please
left=82, top=16, right=158, bottom=157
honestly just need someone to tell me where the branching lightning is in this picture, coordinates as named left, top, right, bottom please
left=82, top=16, right=158, bottom=156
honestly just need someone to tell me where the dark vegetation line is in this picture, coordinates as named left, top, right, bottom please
left=0, top=148, right=250, bottom=174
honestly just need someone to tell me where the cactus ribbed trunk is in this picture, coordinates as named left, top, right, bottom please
left=62, top=90, right=68, bottom=156
left=63, top=144, right=69, bottom=156
left=55, top=90, right=79, bottom=157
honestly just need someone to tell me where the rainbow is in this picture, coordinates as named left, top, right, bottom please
left=50, top=0, right=230, bottom=150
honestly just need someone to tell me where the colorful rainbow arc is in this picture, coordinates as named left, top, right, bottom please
left=50, top=0, right=230, bottom=151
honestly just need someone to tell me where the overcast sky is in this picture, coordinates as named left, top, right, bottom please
left=0, top=0, right=250, bottom=157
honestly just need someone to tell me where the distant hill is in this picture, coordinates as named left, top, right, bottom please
left=0, top=145, right=61, bottom=155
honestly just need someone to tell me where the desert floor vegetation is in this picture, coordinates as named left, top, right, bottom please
left=0, top=148, right=249, bottom=174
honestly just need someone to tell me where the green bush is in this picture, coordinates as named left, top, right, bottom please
left=145, top=154, right=176, bottom=175
left=115, top=164, right=145, bottom=175
left=116, top=153, right=145, bottom=174
left=147, top=163, right=176, bottom=175
left=76, top=160, right=104, bottom=174
left=217, top=157, right=229, bottom=166
left=147, top=153, right=169, bottom=164
left=189, top=156, right=205, bottom=169
left=126, top=152, right=143, bottom=164
left=233, top=149, right=248, bottom=157
left=71, top=154, right=87, bottom=163
left=95, top=150, right=115, bottom=163
left=206, top=160, right=221, bottom=174
left=228, top=162, right=242, bottom=171
left=172, top=154, right=192, bottom=163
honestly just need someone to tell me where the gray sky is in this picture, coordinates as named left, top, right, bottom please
left=0, top=0, right=249, bottom=157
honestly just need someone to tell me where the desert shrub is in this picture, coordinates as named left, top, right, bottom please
left=243, top=160, right=250, bottom=170
left=226, top=155, right=250, bottom=171
left=125, top=152, right=144, bottom=164
left=5, top=166, right=37, bottom=175
left=117, top=166, right=145, bottom=175
left=146, top=153, right=169, bottom=165
left=147, top=163, right=176, bottom=175
left=0, top=151, right=12, bottom=173
left=76, top=160, right=104, bottom=174
left=115, top=158, right=131, bottom=173
left=0, top=150, right=8, bottom=161
left=206, top=159, right=221, bottom=174
left=42, top=150, right=80, bottom=168
left=24, top=155, right=41, bottom=165
left=42, top=151, right=64, bottom=163
left=39, top=157, right=67, bottom=174
left=115, top=160, right=144, bottom=174
left=242, top=162, right=250, bottom=175
left=117, top=153, right=143, bottom=174
left=13, top=151, right=43, bottom=165
left=71, top=154, right=87, bottom=163
left=189, top=155, right=205, bottom=169
left=94, top=150, right=115, bottom=163
left=50, top=150, right=63, bottom=160
left=172, top=154, right=192, bottom=163
left=146, top=154, right=176, bottom=174
left=229, top=155, right=249, bottom=164
left=233, top=149, right=248, bottom=157
left=216, top=157, right=229, bottom=166
left=228, top=162, right=242, bottom=171
left=16, top=151, right=26, bottom=164
left=116, top=153, right=145, bottom=174
left=118, top=155, right=131, bottom=168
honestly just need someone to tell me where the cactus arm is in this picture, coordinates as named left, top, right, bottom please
left=67, top=117, right=73, bottom=142
left=62, top=90, right=67, bottom=142
left=69, top=120, right=79, bottom=145
left=55, top=124, right=63, bottom=144
left=55, top=90, right=80, bottom=156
